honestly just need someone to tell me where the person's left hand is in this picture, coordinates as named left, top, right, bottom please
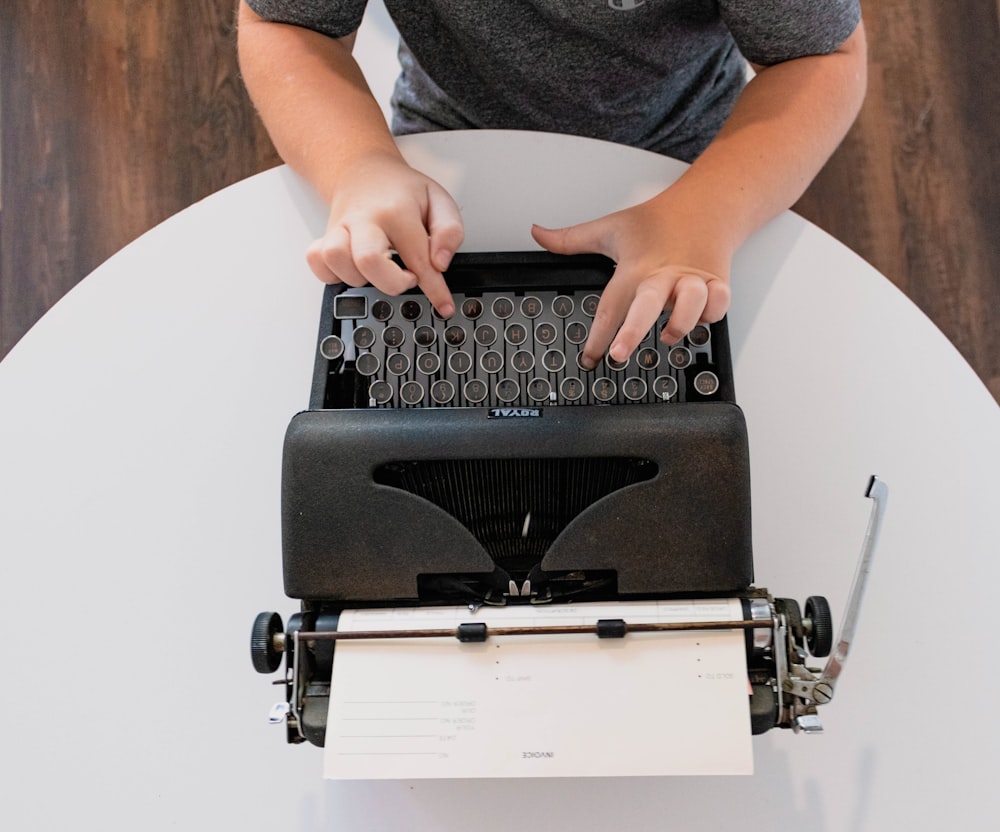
left=531, top=196, right=732, bottom=370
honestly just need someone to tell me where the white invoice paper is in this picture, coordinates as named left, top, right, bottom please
left=323, top=599, right=753, bottom=779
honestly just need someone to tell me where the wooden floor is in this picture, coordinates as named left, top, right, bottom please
left=3, top=1, right=999, bottom=401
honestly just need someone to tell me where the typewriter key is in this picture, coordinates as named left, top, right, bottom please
left=667, top=346, right=692, bottom=370
left=352, top=326, right=376, bottom=350
left=368, top=380, right=393, bottom=405
left=622, top=377, right=648, bottom=401
left=386, top=353, right=410, bottom=376
left=504, top=323, right=527, bottom=346
left=444, top=325, right=467, bottom=347
left=552, top=295, right=575, bottom=318
left=511, top=350, right=535, bottom=374
left=693, top=371, right=720, bottom=396
left=480, top=350, right=503, bottom=374
left=688, top=324, right=711, bottom=347
left=416, top=352, right=441, bottom=375
left=431, top=379, right=456, bottom=404
left=652, top=375, right=678, bottom=400
left=491, top=296, right=514, bottom=319
left=565, top=321, right=588, bottom=345
left=495, top=378, right=520, bottom=402
left=592, top=377, right=617, bottom=402
left=355, top=352, right=380, bottom=376
left=448, top=350, right=473, bottom=375
left=319, top=335, right=344, bottom=361
left=463, top=378, right=488, bottom=403
left=400, top=299, right=423, bottom=321
left=520, top=296, right=543, bottom=319
left=581, top=294, right=600, bottom=317
left=400, top=380, right=424, bottom=405
left=527, top=378, right=552, bottom=402
left=371, top=299, right=393, bottom=322
left=475, top=324, right=498, bottom=347
left=637, top=347, right=660, bottom=370
left=382, top=326, right=405, bottom=348
left=560, top=377, right=584, bottom=401
left=542, top=349, right=566, bottom=373
left=606, top=355, right=629, bottom=372
left=461, top=298, right=483, bottom=320
left=414, top=325, right=437, bottom=347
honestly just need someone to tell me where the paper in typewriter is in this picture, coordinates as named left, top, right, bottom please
left=323, top=600, right=752, bottom=779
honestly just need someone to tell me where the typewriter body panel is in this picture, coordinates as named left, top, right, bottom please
left=282, top=252, right=753, bottom=605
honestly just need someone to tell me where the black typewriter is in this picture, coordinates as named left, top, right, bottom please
left=252, top=251, right=886, bottom=747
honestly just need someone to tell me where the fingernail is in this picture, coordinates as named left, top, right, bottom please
left=610, top=343, right=627, bottom=362
left=435, top=249, right=454, bottom=271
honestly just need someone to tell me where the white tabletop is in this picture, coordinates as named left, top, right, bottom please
left=2, top=130, right=998, bottom=830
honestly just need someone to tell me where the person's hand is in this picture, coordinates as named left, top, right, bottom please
left=531, top=196, right=732, bottom=369
left=306, top=153, right=465, bottom=318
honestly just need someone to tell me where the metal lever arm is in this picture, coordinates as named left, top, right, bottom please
left=817, top=475, right=889, bottom=697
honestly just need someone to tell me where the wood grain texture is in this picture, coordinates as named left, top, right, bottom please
left=2, top=1, right=998, bottom=404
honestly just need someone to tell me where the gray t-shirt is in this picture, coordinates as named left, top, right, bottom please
left=246, top=0, right=860, bottom=161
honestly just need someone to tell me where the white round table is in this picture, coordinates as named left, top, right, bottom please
left=2, top=131, right=998, bottom=830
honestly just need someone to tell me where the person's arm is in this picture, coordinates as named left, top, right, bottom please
left=533, top=20, right=868, bottom=368
left=236, top=2, right=462, bottom=317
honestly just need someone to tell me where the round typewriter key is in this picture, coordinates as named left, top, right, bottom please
left=534, top=322, right=557, bottom=345
left=371, top=299, right=393, bottom=322
left=495, top=378, right=520, bottom=402
left=448, top=350, right=473, bottom=375
left=400, top=380, right=424, bottom=405
left=444, top=325, right=467, bottom=347
left=352, top=326, right=376, bottom=350
left=368, top=380, right=394, bottom=405
left=527, top=377, right=552, bottom=402
left=520, top=296, right=543, bottom=319
left=504, top=323, right=527, bottom=346
left=416, top=352, right=441, bottom=375
left=592, top=377, right=617, bottom=402
left=606, top=354, right=629, bottom=372
left=381, top=326, right=405, bottom=348
left=386, top=352, right=411, bottom=376
left=688, top=324, right=711, bottom=347
left=576, top=351, right=592, bottom=372
left=480, top=350, right=504, bottom=374
left=560, top=377, right=584, bottom=401
left=622, top=377, right=648, bottom=402
left=667, top=346, right=693, bottom=370
left=636, top=347, right=660, bottom=371
left=652, top=375, right=679, bottom=400
left=542, top=349, right=566, bottom=373
left=565, top=321, right=588, bottom=345
left=355, top=352, right=380, bottom=377
left=474, top=324, right=498, bottom=347
left=552, top=295, right=575, bottom=318
left=461, top=297, right=483, bottom=320
left=431, top=379, right=456, bottom=404
left=414, top=325, right=437, bottom=347
left=400, top=299, right=423, bottom=321
left=581, top=293, right=601, bottom=317
left=463, top=378, right=488, bottom=403
left=491, top=296, right=514, bottom=319
left=693, top=370, right=720, bottom=396
left=511, top=350, right=535, bottom=374
left=319, top=335, right=344, bottom=361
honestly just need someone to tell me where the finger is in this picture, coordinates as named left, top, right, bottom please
left=608, top=280, right=674, bottom=362
left=426, top=181, right=465, bottom=272
left=700, top=278, right=732, bottom=323
left=306, top=226, right=365, bottom=285
left=388, top=217, right=455, bottom=318
left=531, top=221, right=610, bottom=257
left=351, top=224, right=419, bottom=296
left=579, top=278, right=633, bottom=370
left=660, top=274, right=709, bottom=344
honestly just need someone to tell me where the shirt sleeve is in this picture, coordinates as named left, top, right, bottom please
left=719, top=0, right=862, bottom=66
left=243, top=0, right=368, bottom=39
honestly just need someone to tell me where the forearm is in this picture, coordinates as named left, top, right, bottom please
left=236, top=2, right=400, bottom=202
left=659, top=20, right=868, bottom=268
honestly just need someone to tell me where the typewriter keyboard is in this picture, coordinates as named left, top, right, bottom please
left=318, top=285, right=731, bottom=409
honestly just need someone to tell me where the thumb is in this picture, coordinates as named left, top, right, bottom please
left=531, top=220, right=610, bottom=257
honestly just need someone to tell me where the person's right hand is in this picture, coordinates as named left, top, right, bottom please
left=306, top=152, right=465, bottom=318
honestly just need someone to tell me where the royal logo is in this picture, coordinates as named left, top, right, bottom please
left=608, top=0, right=646, bottom=10
left=488, top=407, right=543, bottom=418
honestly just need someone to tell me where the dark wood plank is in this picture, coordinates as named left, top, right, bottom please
left=0, top=0, right=280, bottom=356
left=796, top=0, right=1000, bottom=401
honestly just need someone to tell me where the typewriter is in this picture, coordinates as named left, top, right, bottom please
left=252, top=251, right=885, bottom=747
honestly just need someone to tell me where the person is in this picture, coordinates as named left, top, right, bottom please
left=237, top=1, right=866, bottom=368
